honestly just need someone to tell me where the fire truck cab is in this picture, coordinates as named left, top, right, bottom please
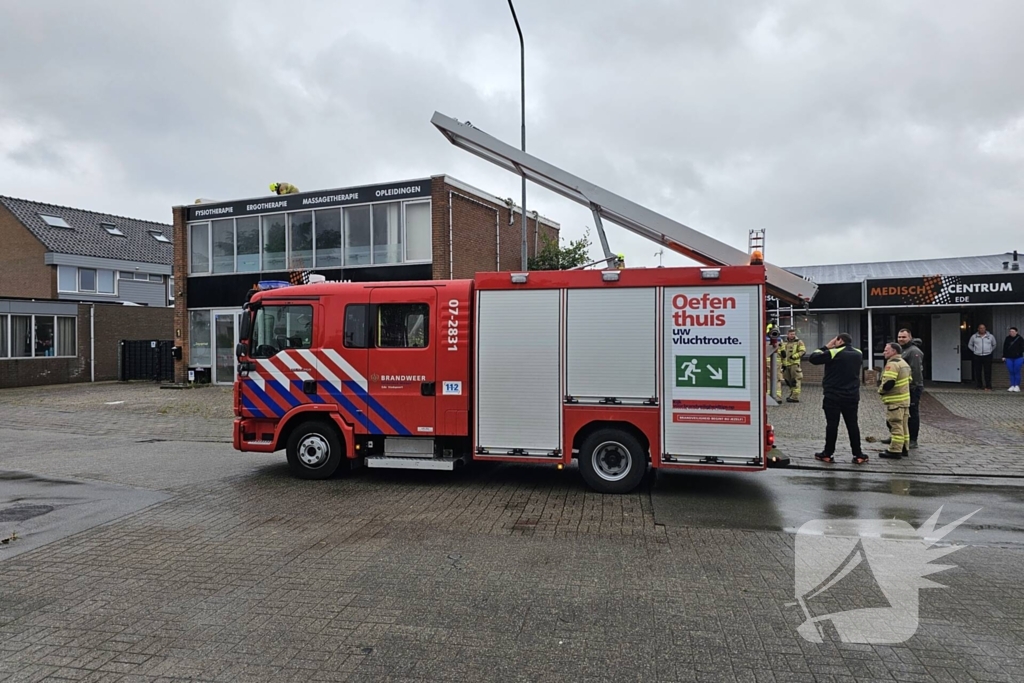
left=232, top=264, right=772, bottom=494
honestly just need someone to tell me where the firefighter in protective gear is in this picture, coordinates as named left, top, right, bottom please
left=878, top=342, right=912, bottom=459
left=778, top=329, right=805, bottom=402
left=270, top=182, right=300, bottom=195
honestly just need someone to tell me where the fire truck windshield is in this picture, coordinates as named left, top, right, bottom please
left=250, top=304, right=313, bottom=358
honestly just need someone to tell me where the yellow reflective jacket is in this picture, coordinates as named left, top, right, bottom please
left=779, top=339, right=805, bottom=367
left=878, top=356, right=912, bottom=406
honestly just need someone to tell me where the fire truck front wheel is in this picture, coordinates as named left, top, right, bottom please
left=286, top=420, right=343, bottom=479
left=578, top=429, right=647, bottom=494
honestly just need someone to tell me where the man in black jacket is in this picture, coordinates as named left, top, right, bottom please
left=808, top=333, right=868, bottom=464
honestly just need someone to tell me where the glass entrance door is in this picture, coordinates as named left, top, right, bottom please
left=214, top=313, right=238, bottom=385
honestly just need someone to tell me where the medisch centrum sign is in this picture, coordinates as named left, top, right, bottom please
left=865, top=273, right=1024, bottom=307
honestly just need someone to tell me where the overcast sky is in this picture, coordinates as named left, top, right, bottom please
left=1, top=1, right=1022, bottom=269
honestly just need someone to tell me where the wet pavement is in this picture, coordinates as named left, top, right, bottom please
left=0, top=471, right=169, bottom=560
left=0, top=382, right=1022, bottom=681
left=652, top=469, right=1024, bottom=548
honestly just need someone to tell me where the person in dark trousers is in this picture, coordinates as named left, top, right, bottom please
left=968, top=323, right=997, bottom=390
left=897, top=328, right=924, bottom=448
left=809, top=333, right=867, bottom=464
left=1004, top=326, right=1023, bottom=392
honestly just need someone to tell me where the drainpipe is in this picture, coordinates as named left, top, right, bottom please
left=448, top=191, right=454, bottom=279
left=90, top=303, right=95, bottom=382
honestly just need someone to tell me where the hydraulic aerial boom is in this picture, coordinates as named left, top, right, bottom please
left=431, top=112, right=817, bottom=304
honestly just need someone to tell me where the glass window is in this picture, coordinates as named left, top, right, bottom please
left=373, top=202, right=402, bottom=264
left=168, top=277, right=175, bottom=302
left=134, top=272, right=150, bottom=281
left=262, top=215, right=286, bottom=271
left=98, top=269, right=115, bottom=294
left=101, top=223, right=124, bottom=237
left=57, top=266, right=77, bottom=292
left=57, top=317, right=76, bottom=357
left=119, top=271, right=134, bottom=279
left=314, top=209, right=342, bottom=268
left=150, top=231, right=171, bottom=243
left=405, top=201, right=431, bottom=262
left=288, top=211, right=313, bottom=269
left=344, top=305, right=368, bottom=348
left=212, top=218, right=235, bottom=273
left=34, top=316, right=55, bottom=357
left=344, top=206, right=371, bottom=266
left=11, top=316, right=30, bottom=357
left=39, top=214, right=71, bottom=228
left=251, top=305, right=313, bottom=358
left=149, top=274, right=163, bottom=283
left=79, top=268, right=96, bottom=292
left=189, top=310, right=212, bottom=366
left=818, top=314, right=841, bottom=347
left=377, top=304, right=428, bottom=348
left=190, top=223, right=210, bottom=273
left=236, top=216, right=260, bottom=272
left=0, top=315, right=8, bottom=358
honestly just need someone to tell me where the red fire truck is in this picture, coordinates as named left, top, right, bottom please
left=230, top=113, right=817, bottom=493
left=235, top=264, right=777, bottom=493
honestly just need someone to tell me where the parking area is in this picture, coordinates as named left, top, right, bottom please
left=1, top=381, right=1022, bottom=681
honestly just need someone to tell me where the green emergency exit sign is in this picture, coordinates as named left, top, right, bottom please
left=675, top=355, right=747, bottom=389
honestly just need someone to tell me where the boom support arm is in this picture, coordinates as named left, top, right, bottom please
left=431, top=111, right=817, bottom=304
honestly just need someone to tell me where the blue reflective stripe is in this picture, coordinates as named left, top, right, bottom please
left=269, top=381, right=301, bottom=408
left=319, top=382, right=381, bottom=434
left=345, top=381, right=412, bottom=436
left=246, top=383, right=285, bottom=417
left=241, top=395, right=265, bottom=418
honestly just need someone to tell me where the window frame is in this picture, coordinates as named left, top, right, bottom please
left=188, top=222, right=211, bottom=274
left=343, top=304, right=369, bottom=349
left=402, top=200, right=432, bottom=263
left=184, top=198, right=433, bottom=276
left=249, top=304, right=315, bottom=358
left=78, top=268, right=97, bottom=293
left=375, top=303, right=430, bottom=349
left=57, top=265, right=78, bottom=293
left=0, top=314, right=78, bottom=359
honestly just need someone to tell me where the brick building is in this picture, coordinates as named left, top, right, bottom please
left=0, top=195, right=175, bottom=388
left=173, top=175, right=559, bottom=385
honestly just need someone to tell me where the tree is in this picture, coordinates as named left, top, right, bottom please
left=528, top=229, right=593, bottom=270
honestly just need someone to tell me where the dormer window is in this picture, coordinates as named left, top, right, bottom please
left=101, top=222, right=125, bottom=236
left=39, top=214, right=71, bottom=228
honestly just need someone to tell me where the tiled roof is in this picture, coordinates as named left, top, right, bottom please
left=0, top=195, right=172, bottom=265
left=786, top=252, right=1022, bottom=284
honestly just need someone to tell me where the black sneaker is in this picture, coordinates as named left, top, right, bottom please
left=909, top=441, right=918, bottom=450
left=786, top=397, right=800, bottom=403
left=814, top=452, right=835, bottom=463
left=852, top=454, right=869, bottom=464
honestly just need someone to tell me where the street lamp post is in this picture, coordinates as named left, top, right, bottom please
left=507, top=0, right=527, bottom=271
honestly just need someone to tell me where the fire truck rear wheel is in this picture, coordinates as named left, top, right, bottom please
left=578, top=429, right=646, bottom=494
left=286, top=421, right=343, bottom=480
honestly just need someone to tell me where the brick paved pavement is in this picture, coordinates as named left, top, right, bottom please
left=0, top=382, right=1022, bottom=681
left=770, top=385, right=1024, bottom=477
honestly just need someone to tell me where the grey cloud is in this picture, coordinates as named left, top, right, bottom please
left=0, top=0, right=1022, bottom=266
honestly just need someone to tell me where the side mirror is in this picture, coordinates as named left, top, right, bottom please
left=235, top=342, right=248, bottom=359
left=171, top=345, right=182, bottom=360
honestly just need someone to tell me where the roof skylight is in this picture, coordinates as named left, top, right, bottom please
left=39, top=214, right=71, bottom=228
left=149, top=231, right=171, bottom=243
left=101, top=222, right=125, bottom=237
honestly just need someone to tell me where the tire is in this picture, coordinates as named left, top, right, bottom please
left=578, top=429, right=647, bottom=494
left=286, top=420, right=343, bottom=480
